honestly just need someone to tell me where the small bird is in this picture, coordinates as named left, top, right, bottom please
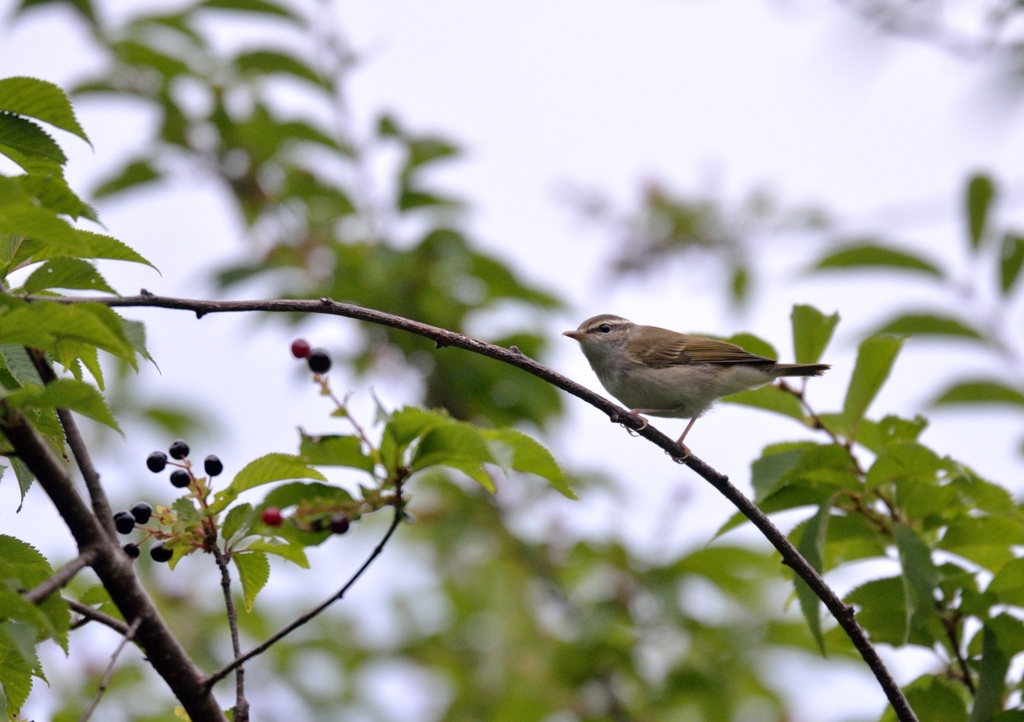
left=563, top=314, right=830, bottom=455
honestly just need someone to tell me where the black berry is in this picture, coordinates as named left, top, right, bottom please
left=204, top=455, right=223, bottom=477
left=150, top=543, right=173, bottom=563
left=130, top=501, right=152, bottom=525
left=307, top=349, right=331, bottom=374
left=113, top=511, right=136, bottom=535
left=123, top=542, right=140, bottom=559
left=170, top=469, right=192, bottom=488
left=146, top=451, right=167, bottom=473
left=291, top=339, right=311, bottom=358
left=169, top=440, right=190, bottom=460
left=329, top=514, right=350, bottom=535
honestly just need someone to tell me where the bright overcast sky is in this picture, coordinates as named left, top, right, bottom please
left=3, top=0, right=1024, bottom=719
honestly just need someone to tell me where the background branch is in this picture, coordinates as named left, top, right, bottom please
left=212, top=546, right=249, bottom=722
left=78, top=616, right=142, bottom=722
left=42, top=292, right=915, bottom=722
left=65, top=597, right=130, bottom=635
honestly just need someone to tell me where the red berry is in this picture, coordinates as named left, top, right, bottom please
left=262, top=507, right=283, bottom=526
left=291, top=339, right=311, bottom=358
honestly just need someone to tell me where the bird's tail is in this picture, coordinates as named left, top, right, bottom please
left=773, top=363, right=830, bottom=377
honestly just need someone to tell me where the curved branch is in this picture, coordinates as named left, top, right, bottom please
left=24, top=550, right=97, bottom=604
left=43, top=292, right=917, bottom=722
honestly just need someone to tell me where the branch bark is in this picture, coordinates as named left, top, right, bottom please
left=24, top=550, right=96, bottom=604
left=65, top=597, right=130, bottom=635
left=41, top=292, right=916, bottom=722
left=0, top=403, right=227, bottom=722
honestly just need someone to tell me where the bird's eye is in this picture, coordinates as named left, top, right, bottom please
left=598, top=324, right=612, bottom=333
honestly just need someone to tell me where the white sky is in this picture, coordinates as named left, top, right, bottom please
left=2, top=0, right=1024, bottom=719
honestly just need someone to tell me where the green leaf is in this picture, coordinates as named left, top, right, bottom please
left=199, top=0, right=301, bottom=22
left=0, top=345, right=42, bottom=388
left=1000, top=233, right=1024, bottom=295
left=0, top=535, right=52, bottom=588
left=793, top=504, right=829, bottom=654
left=4, top=379, right=120, bottom=432
left=232, top=551, right=270, bottom=612
left=222, top=503, right=255, bottom=545
left=969, top=627, right=1009, bottom=722
left=939, top=516, right=1024, bottom=570
left=234, top=50, right=323, bottom=85
left=411, top=423, right=496, bottom=491
left=855, top=414, right=928, bottom=455
left=0, top=77, right=89, bottom=144
left=0, top=113, right=66, bottom=166
left=23, top=257, right=117, bottom=294
left=933, top=380, right=1024, bottom=408
left=722, top=385, right=806, bottom=422
left=842, top=335, right=903, bottom=432
left=894, top=523, right=940, bottom=644
left=791, top=305, right=839, bottom=365
left=243, top=539, right=309, bottom=568
left=812, top=242, right=944, bottom=277
left=298, top=432, right=375, bottom=472
left=879, top=674, right=967, bottom=722
left=0, top=205, right=81, bottom=251
left=92, top=159, right=162, bottom=199
left=211, top=454, right=327, bottom=513
left=864, top=442, right=942, bottom=490
left=172, top=497, right=201, bottom=524
left=751, top=445, right=811, bottom=502
left=479, top=427, right=575, bottom=499
left=0, top=627, right=35, bottom=716
left=871, top=313, right=985, bottom=341
left=10, top=458, right=34, bottom=509
left=966, top=174, right=996, bottom=251
left=987, top=557, right=1024, bottom=606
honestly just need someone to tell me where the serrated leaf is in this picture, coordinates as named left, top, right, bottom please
left=411, top=423, right=496, bottom=491
left=0, top=345, right=42, bottom=388
left=879, top=674, right=967, bottom=722
left=23, top=256, right=117, bottom=294
left=791, top=304, right=839, bottom=365
left=933, top=379, right=1024, bottom=408
left=298, top=432, right=375, bottom=472
left=864, top=442, right=942, bottom=490
left=987, top=557, right=1024, bottom=605
left=222, top=503, right=254, bottom=544
left=842, top=335, right=902, bottom=433
left=10, top=458, right=33, bottom=509
left=172, top=497, right=201, bottom=524
left=243, top=539, right=309, bottom=568
left=0, top=113, right=66, bottom=166
left=967, top=174, right=996, bottom=251
left=793, top=504, right=829, bottom=654
left=0, top=77, right=88, bottom=143
left=211, top=454, right=327, bottom=513
left=723, top=385, right=806, bottom=422
left=871, top=313, right=985, bottom=341
left=232, top=551, right=269, bottom=612
left=480, top=427, right=575, bottom=499
left=121, top=319, right=153, bottom=362
left=939, top=516, right=1024, bottom=570
left=0, top=626, right=35, bottom=715
left=855, top=414, right=928, bottom=454
left=0, top=205, right=81, bottom=251
left=4, top=379, right=120, bottom=432
left=812, top=242, right=944, bottom=277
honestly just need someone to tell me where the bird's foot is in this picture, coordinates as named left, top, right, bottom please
left=671, top=442, right=692, bottom=463
left=622, top=410, right=649, bottom=436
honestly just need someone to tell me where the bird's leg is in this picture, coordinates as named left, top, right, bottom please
left=673, top=416, right=699, bottom=459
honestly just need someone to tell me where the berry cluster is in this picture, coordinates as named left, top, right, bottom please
left=111, top=440, right=225, bottom=563
left=291, top=339, right=331, bottom=374
left=261, top=506, right=350, bottom=535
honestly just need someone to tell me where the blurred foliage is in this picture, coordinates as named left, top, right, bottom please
left=35, top=0, right=562, bottom=430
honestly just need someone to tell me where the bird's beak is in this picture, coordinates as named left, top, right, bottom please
left=562, top=330, right=584, bottom=341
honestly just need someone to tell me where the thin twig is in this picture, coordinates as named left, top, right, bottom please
left=65, top=597, right=130, bottom=635
left=24, top=549, right=97, bottom=604
left=27, top=349, right=119, bottom=540
left=38, top=292, right=918, bottom=722
left=204, top=481, right=405, bottom=690
left=78, top=616, right=142, bottom=722
left=939, top=604, right=976, bottom=695
left=212, top=546, right=249, bottom=722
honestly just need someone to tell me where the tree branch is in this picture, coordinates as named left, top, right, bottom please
left=24, top=550, right=97, bottom=604
left=204, top=484, right=405, bottom=691
left=212, top=546, right=249, bottom=722
left=42, top=292, right=917, bottom=722
left=27, top=349, right=118, bottom=540
left=78, top=616, right=142, bottom=722
left=0, top=403, right=227, bottom=722
left=65, top=596, right=130, bottom=635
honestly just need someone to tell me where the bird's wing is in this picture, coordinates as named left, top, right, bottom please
left=627, top=333, right=776, bottom=368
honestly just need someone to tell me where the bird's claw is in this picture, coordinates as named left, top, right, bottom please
left=623, top=411, right=649, bottom=436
